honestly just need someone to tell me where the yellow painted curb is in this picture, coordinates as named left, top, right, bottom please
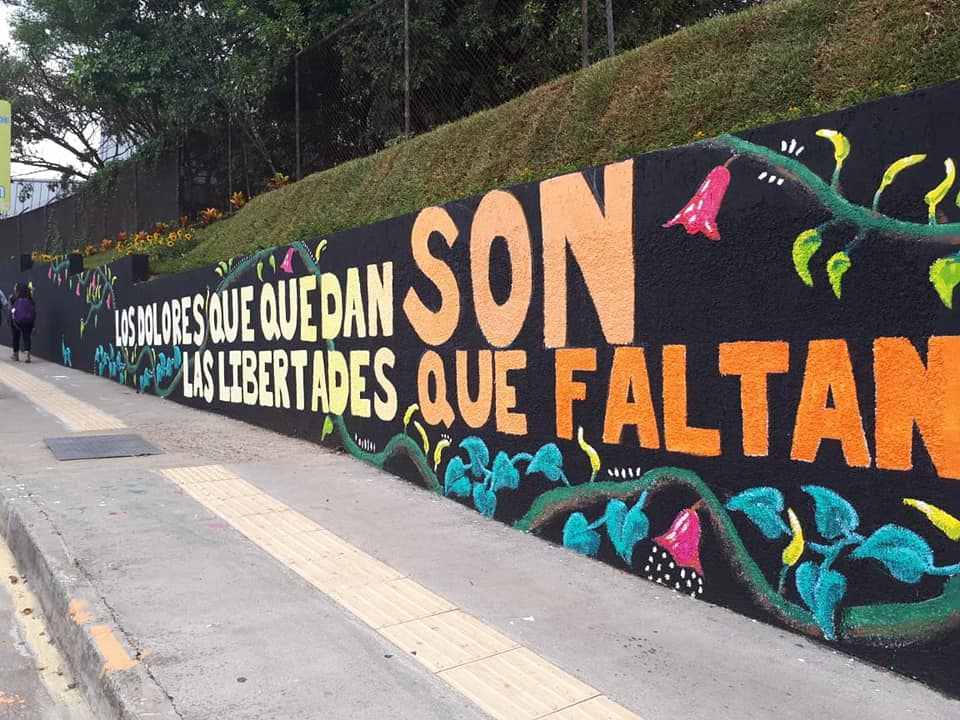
left=0, top=364, right=125, bottom=432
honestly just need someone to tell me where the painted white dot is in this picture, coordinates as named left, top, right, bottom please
left=680, top=569, right=686, bottom=579
left=675, top=582, right=682, bottom=590
left=656, top=579, right=663, bottom=585
left=697, top=586, right=703, bottom=595
left=690, top=593, right=697, bottom=599
left=686, top=579, right=692, bottom=588
left=758, top=171, right=768, bottom=180
left=664, top=574, right=671, bottom=581
left=777, top=178, right=785, bottom=186
left=669, top=562, right=675, bottom=569
left=647, top=575, right=653, bottom=581
left=656, top=564, right=662, bottom=572
left=644, top=566, right=650, bottom=573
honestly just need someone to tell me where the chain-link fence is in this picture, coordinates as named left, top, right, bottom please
left=0, top=0, right=767, bottom=254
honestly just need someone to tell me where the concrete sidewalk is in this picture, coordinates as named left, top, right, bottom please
left=0, top=358, right=956, bottom=720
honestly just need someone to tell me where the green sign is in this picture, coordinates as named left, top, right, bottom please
left=0, top=100, right=9, bottom=213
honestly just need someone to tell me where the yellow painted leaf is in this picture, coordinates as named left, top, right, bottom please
left=403, top=403, right=419, bottom=429
left=816, top=129, right=850, bottom=164
left=924, top=158, right=956, bottom=219
left=577, top=426, right=601, bottom=482
left=782, top=508, right=805, bottom=566
left=433, top=437, right=451, bottom=470
left=412, top=420, right=430, bottom=455
left=903, top=498, right=960, bottom=541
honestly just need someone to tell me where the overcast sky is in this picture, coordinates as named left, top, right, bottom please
left=0, top=3, right=84, bottom=179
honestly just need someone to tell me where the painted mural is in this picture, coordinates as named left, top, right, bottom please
left=2, top=82, right=959, bottom=695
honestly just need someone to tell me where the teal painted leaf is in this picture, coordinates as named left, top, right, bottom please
left=794, top=561, right=846, bottom=641
left=607, top=495, right=649, bottom=565
left=527, top=443, right=568, bottom=485
left=802, top=486, right=859, bottom=540
left=444, top=457, right=472, bottom=498
left=726, top=487, right=790, bottom=539
left=930, top=255, right=960, bottom=309
left=563, top=512, right=601, bottom=557
left=459, top=437, right=490, bottom=478
left=851, top=524, right=933, bottom=583
left=490, top=451, right=520, bottom=493
left=473, top=484, right=497, bottom=517
left=795, top=561, right=819, bottom=611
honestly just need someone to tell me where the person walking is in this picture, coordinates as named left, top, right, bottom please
left=10, top=283, right=36, bottom=363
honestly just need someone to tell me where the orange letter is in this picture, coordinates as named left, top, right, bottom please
left=555, top=348, right=596, bottom=440
left=663, top=345, right=720, bottom=457
left=603, top=347, right=660, bottom=448
left=791, top=340, right=870, bottom=467
left=495, top=350, right=528, bottom=436
left=417, top=351, right=455, bottom=427
left=471, top=190, right=533, bottom=347
left=402, top=207, right=460, bottom=346
left=719, top=341, right=790, bottom=456
left=456, top=350, right=493, bottom=429
left=541, top=160, right=634, bottom=348
left=875, top=336, right=960, bottom=480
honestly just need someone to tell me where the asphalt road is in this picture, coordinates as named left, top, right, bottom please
left=0, top=541, right=90, bottom=720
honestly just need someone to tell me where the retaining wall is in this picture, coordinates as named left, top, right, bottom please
left=2, top=82, right=958, bottom=695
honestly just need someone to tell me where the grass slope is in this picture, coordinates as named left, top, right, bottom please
left=155, top=0, right=960, bottom=273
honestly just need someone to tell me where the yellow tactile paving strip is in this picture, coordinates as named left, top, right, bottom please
left=0, top=363, right=125, bottom=432
left=160, top=464, right=644, bottom=720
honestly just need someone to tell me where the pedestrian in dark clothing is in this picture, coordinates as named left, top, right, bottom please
left=10, top=283, right=36, bottom=363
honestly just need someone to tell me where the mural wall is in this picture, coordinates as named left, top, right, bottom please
left=3, top=82, right=958, bottom=695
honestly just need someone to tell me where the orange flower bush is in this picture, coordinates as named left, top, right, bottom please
left=199, top=207, right=223, bottom=226
left=267, top=171, right=290, bottom=190
left=230, top=191, right=246, bottom=209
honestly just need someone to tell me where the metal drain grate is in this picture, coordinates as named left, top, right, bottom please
left=45, top=434, right=161, bottom=461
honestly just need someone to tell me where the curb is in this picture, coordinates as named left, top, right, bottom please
left=0, top=485, right=179, bottom=719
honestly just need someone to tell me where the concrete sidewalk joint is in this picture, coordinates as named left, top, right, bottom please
left=160, top=464, right=644, bottom=720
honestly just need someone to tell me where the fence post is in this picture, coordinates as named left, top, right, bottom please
left=295, top=52, right=302, bottom=180
left=404, top=0, right=411, bottom=140
left=581, top=0, right=589, bottom=69
left=605, top=0, right=614, bottom=57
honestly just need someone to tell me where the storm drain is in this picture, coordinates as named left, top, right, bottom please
left=45, top=434, right=162, bottom=461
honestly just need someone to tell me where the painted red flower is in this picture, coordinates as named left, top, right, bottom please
left=662, top=165, right=731, bottom=241
left=654, top=507, right=703, bottom=574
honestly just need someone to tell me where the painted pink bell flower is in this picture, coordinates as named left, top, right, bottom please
left=654, top=507, right=703, bottom=574
left=106, top=293, right=112, bottom=310
left=48, top=267, right=53, bottom=279
left=280, top=247, right=296, bottom=274
left=76, top=282, right=81, bottom=296
left=662, top=165, right=731, bottom=241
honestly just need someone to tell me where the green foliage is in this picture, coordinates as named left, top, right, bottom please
left=152, top=0, right=960, bottom=275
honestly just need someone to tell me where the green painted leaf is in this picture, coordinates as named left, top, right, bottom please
left=726, top=487, right=790, bottom=539
left=929, top=255, right=960, bottom=309
left=444, top=457, right=472, bottom=498
left=792, top=229, right=822, bottom=286
left=827, top=251, right=851, bottom=299
left=459, top=437, right=490, bottom=478
left=563, top=512, right=601, bottom=557
left=851, top=524, right=933, bottom=583
left=473, top=484, right=497, bottom=517
left=320, top=415, right=334, bottom=442
left=269, top=254, right=277, bottom=272
left=490, top=451, right=520, bottom=493
left=802, top=486, right=859, bottom=540
left=527, top=443, right=567, bottom=485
